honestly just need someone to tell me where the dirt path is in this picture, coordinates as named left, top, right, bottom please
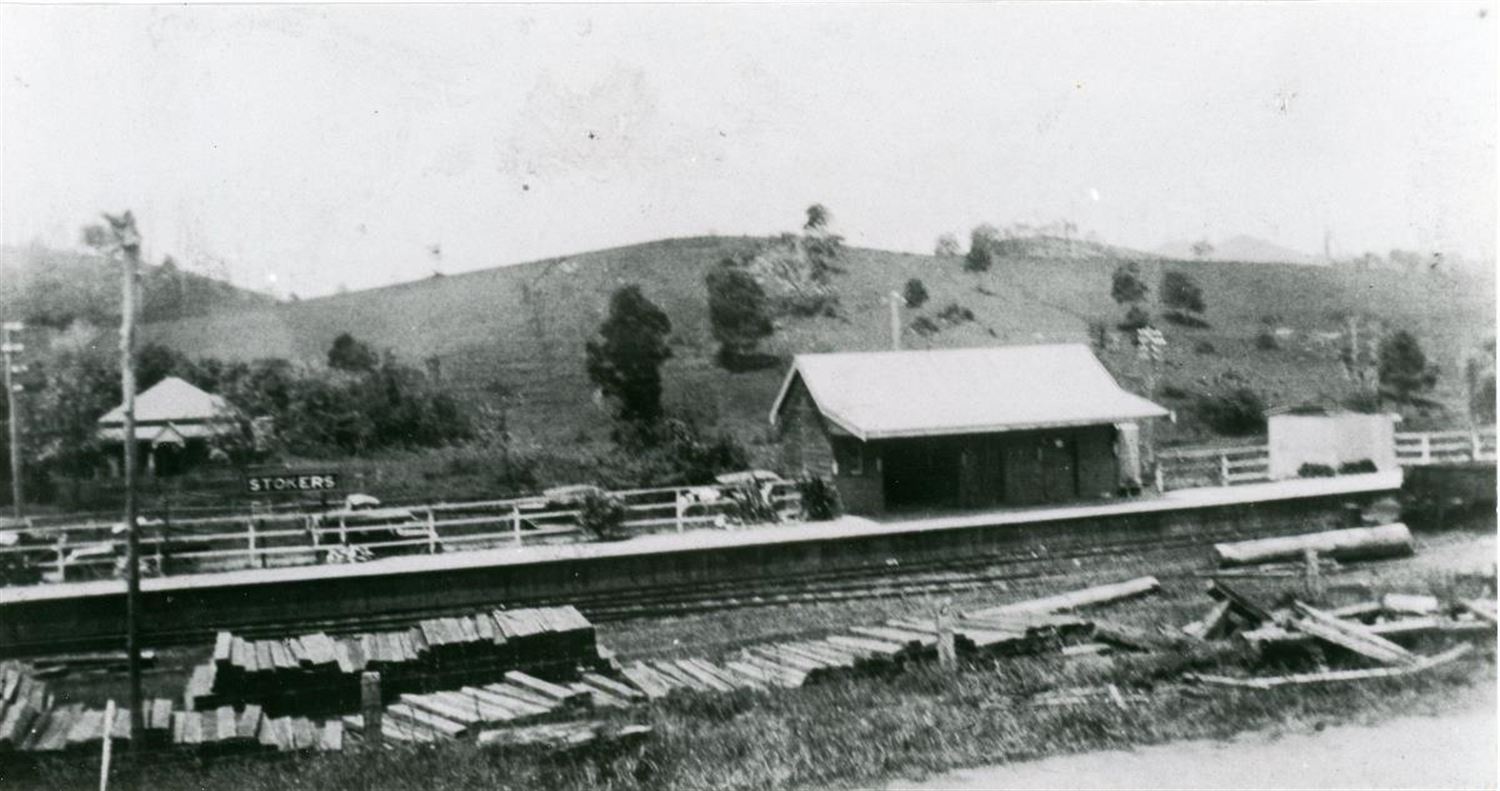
left=891, top=685, right=1497, bottom=790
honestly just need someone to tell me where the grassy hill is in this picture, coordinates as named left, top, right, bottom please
left=138, top=235, right=1495, bottom=453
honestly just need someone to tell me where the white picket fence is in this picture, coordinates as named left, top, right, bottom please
left=0, top=482, right=802, bottom=585
left=1394, top=427, right=1496, bottom=466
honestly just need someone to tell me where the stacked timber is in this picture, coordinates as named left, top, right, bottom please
left=188, top=605, right=599, bottom=716
left=0, top=662, right=54, bottom=751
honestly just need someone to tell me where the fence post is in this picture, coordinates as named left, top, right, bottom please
left=512, top=504, right=522, bottom=547
left=247, top=517, right=259, bottom=569
left=1420, top=434, right=1432, bottom=465
left=56, top=532, right=67, bottom=583
left=936, top=599, right=956, bottom=670
left=426, top=508, right=437, bottom=554
left=361, top=671, right=383, bottom=748
left=99, top=698, right=115, bottom=791
left=674, top=491, right=685, bottom=534
left=1218, top=454, right=1230, bottom=487
left=1472, top=430, right=1482, bottom=462
left=1153, top=464, right=1165, bottom=494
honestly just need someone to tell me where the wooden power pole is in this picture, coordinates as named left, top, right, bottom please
left=114, top=214, right=145, bottom=751
left=2, top=321, right=24, bottom=521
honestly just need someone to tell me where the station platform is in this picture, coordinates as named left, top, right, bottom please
left=0, top=472, right=1401, bottom=654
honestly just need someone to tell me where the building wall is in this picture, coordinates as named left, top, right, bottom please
left=1268, top=414, right=1399, bottom=479
left=777, top=379, right=836, bottom=478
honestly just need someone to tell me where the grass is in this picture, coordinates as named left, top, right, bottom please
left=9, top=526, right=1494, bottom=791
left=128, top=236, right=1491, bottom=456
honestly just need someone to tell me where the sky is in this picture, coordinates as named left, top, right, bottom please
left=2, top=2, right=1495, bottom=298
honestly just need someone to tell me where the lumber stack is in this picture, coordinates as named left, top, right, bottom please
left=0, top=661, right=56, bottom=751
left=188, top=605, right=600, bottom=716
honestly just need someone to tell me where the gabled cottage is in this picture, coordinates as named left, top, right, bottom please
left=97, top=377, right=243, bottom=476
left=770, top=344, right=1168, bottom=515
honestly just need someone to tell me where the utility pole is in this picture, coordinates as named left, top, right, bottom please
left=888, top=291, right=903, bottom=351
left=1, top=321, right=24, bottom=521
left=111, top=213, right=145, bottom=753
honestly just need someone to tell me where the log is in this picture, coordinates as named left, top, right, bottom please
left=1213, top=524, right=1413, bottom=567
left=1094, top=621, right=1198, bottom=652
left=1205, top=580, right=1275, bottom=626
left=1242, top=617, right=1494, bottom=651
left=1181, top=600, right=1233, bottom=640
left=1186, top=644, right=1472, bottom=690
left=967, top=577, right=1161, bottom=618
left=1381, top=593, right=1441, bottom=616
left=1291, top=603, right=1416, bottom=666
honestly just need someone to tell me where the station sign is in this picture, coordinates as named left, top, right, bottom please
left=245, top=472, right=340, bottom=494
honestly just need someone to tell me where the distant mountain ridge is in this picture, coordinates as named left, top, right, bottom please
left=0, top=244, right=275, bottom=329
left=1155, top=235, right=1318, bottom=265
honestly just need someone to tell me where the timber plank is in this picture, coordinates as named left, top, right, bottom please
left=582, top=672, right=648, bottom=702
left=618, top=664, right=671, bottom=699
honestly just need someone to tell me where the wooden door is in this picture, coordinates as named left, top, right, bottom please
left=1040, top=435, right=1078, bottom=502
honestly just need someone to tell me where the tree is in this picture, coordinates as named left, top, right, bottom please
left=327, top=332, right=378, bottom=372
left=586, top=285, right=674, bottom=422
left=1160, top=270, right=1208, bottom=327
left=903, top=278, right=930, bottom=309
left=804, top=204, right=831, bottom=232
left=136, top=343, right=193, bottom=390
left=1378, top=330, right=1437, bottom=403
left=705, top=261, right=775, bottom=368
left=934, top=233, right=961, bottom=258
left=1190, top=239, right=1215, bottom=260
left=801, top=204, right=844, bottom=282
left=965, top=225, right=998, bottom=272
left=1161, top=271, right=1205, bottom=314
left=1111, top=262, right=1149, bottom=305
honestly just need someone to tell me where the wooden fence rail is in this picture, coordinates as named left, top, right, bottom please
left=0, top=482, right=802, bottom=586
left=1394, top=427, right=1496, bottom=466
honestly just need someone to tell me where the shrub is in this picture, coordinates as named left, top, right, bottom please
left=1255, top=329, right=1279, bottom=351
left=798, top=476, right=841, bottom=521
left=1195, top=387, right=1267, bottom=436
left=1118, top=305, right=1152, bottom=333
left=903, top=278, right=930, bottom=309
left=911, top=316, right=941, bottom=336
left=936, top=303, right=976, bottom=324
left=1339, top=459, right=1378, bottom=474
left=1298, top=463, right=1337, bottom=478
left=1342, top=391, right=1382, bottom=413
left=1160, top=384, right=1193, bottom=400
left=1193, top=340, right=1217, bottom=355
left=576, top=490, right=627, bottom=540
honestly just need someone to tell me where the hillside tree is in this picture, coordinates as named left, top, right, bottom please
left=1378, top=329, right=1438, bottom=403
left=1110, top=262, right=1151, bottom=332
left=706, top=260, right=775, bottom=369
left=802, top=204, right=844, bottom=282
left=1190, top=239, right=1215, bottom=260
left=965, top=224, right=999, bottom=272
left=903, top=278, right=930, bottom=309
left=327, top=332, right=378, bottom=372
left=934, top=233, right=961, bottom=258
left=1160, top=270, right=1207, bottom=326
left=586, top=285, right=674, bottom=422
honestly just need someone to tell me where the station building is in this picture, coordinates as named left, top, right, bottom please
left=771, top=344, right=1168, bottom=515
left=97, top=376, right=244, bottom=476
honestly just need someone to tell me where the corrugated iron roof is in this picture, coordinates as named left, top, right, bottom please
left=97, top=376, right=239, bottom=426
left=770, top=344, right=1167, bottom=440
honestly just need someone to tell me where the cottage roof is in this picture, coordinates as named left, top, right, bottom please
left=770, top=344, right=1168, bottom=440
left=97, top=376, right=239, bottom=427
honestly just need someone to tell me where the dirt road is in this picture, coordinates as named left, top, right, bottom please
left=892, top=685, right=1497, bottom=790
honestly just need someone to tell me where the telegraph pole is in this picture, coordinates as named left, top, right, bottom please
left=888, top=291, right=903, bottom=351
left=2, top=322, right=24, bottom=520
left=113, top=214, right=145, bottom=752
